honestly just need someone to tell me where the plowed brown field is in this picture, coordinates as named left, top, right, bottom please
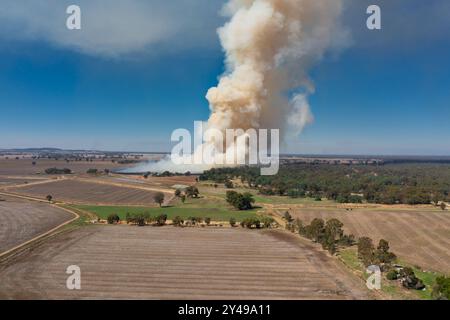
left=287, top=208, right=450, bottom=273
left=0, top=226, right=370, bottom=300
left=0, top=196, right=75, bottom=254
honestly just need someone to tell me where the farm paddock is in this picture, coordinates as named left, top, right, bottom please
left=0, top=226, right=369, bottom=300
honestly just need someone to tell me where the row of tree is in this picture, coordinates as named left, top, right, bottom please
left=285, top=213, right=355, bottom=254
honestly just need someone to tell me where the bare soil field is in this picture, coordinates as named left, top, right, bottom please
left=105, top=174, right=197, bottom=188
left=0, top=159, right=124, bottom=176
left=287, top=208, right=450, bottom=273
left=0, top=177, right=49, bottom=187
left=7, top=179, right=170, bottom=206
left=0, top=226, right=369, bottom=300
left=0, top=196, right=75, bottom=254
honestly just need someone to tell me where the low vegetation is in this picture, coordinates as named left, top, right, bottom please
left=74, top=205, right=260, bottom=223
left=45, top=167, right=72, bottom=174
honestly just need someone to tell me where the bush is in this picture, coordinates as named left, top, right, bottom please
left=224, top=180, right=234, bottom=189
left=45, top=168, right=72, bottom=174
left=283, top=211, right=293, bottom=222
left=155, top=214, right=167, bottom=226
left=107, top=214, right=120, bottom=225
left=432, top=276, right=450, bottom=300
left=386, top=269, right=399, bottom=280
left=240, top=217, right=261, bottom=229
left=229, top=217, right=237, bottom=227
left=172, top=216, right=184, bottom=227
left=86, top=168, right=98, bottom=174
left=261, top=217, right=275, bottom=228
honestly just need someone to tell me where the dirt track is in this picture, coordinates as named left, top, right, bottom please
left=0, top=196, right=75, bottom=254
left=0, top=226, right=370, bottom=300
left=288, top=208, right=450, bottom=273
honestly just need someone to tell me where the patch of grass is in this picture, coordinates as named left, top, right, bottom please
left=339, top=247, right=363, bottom=272
left=73, top=204, right=260, bottom=222
left=338, top=248, right=442, bottom=300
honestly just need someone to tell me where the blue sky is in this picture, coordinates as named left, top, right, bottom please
left=0, top=0, right=449, bottom=155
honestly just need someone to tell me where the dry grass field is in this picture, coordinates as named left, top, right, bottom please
left=7, top=179, right=171, bottom=206
left=0, top=159, right=124, bottom=176
left=286, top=207, right=450, bottom=273
left=0, top=196, right=75, bottom=254
left=0, top=226, right=369, bottom=300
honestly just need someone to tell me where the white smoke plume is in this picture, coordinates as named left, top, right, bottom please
left=128, top=0, right=349, bottom=173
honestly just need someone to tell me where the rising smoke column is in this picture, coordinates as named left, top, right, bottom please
left=126, top=0, right=348, bottom=173
left=206, top=0, right=348, bottom=139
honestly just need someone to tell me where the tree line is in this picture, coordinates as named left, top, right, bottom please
left=200, top=164, right=450, bottom=205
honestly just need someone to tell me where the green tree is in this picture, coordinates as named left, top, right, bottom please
left=186, top=186, right=200, bottom=198
left=153, top=192, right=165, bottom=207
left=174, top=189, right=182, bottom=197
left=229, top=217, right=237, bottom=227
left=375, top=239, right=396, bottom=264
left=357, top=237, right=375, bottom=266
left=441, top=202, right=447, bottom=211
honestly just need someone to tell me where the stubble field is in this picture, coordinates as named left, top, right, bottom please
left=0, top=226, right=369, bottom=300
left=0, top=196, right=75, bottom=254
left=288, top=207, right=450, bottom=273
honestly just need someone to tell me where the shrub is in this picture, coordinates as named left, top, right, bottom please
left=172, top=216, right=184, bottom=227
left=107, top=214, right=120, bottom=225
left=229, top=217, right=237, bottom=227
left=205, top=217, right=211, bottom=225
left=155, top=214, right=167, bottom=226
left=241, top=217, right=261, bottom=229
left=432, top=276, right=450, bottom=300
left=224, top=180, right=234, bottom=189
left=261, top=217, right=275, bottom=228
left=283, top=211, right=293, bottom=222
left=386, top=269, right=399, bottom=280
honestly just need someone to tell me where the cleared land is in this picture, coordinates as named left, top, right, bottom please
left=0, top=196, right=75, bottom=254
left=0, top=226, right=369, bottom=300
left=288, top=207, right=450, bottom=273
left=8, top=179, right=171, bottom=206
left=0, top=159, right=124, bottom=176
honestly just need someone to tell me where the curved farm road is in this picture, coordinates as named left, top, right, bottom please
left=0, top=192, right=78, bottom=258
left=0, top=225, right=371, bottom=300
